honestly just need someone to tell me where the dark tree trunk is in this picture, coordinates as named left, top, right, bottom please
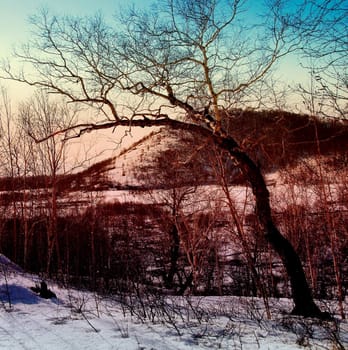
left=213, top=134, right=328, bottom=318
left=165, top=223, right=180, bottom=289
left=82, top=116, right=328, bottom=318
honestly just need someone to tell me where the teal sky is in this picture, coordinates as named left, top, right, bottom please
left=0, top=0, right=307, bottom=106
left=0, top=0, right=145, bottom=57
left=0, top=0, right=147, bottom=99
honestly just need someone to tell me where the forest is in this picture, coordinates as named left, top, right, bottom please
left=0, top=107, right=347, bottom=321
left=0, top=2, right=347, bottom=348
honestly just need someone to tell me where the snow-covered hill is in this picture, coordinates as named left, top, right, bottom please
left=1, top=256, right=347, bottom=350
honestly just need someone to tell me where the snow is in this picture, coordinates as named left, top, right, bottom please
left=1, top=130, right=347, bottom=349
left=1, top=262, right=347, bottom=350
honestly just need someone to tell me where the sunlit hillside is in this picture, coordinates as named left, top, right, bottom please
left=0, top=110, right=347, bottom=301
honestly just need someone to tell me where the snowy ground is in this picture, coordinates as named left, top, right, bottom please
left=1, top=258, right=347, bottom=350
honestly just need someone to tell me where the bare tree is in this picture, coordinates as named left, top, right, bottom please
left=0, top=87, right=48, bottom=268
left=293, top=0, right=347, bottom=118
left=0, top=88, right=22, bottom=262
left=134, top=130, right=203, bottom=292
left=19, top=92, right=78, bottom=274
left=0, top=0, right=334, bottom=317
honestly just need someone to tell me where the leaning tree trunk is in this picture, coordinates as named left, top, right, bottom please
left=169, top=120, right=326, bottom=317
left=213, top=133, right=328, bottom=318
left=41, top=114, right=328, bottom=318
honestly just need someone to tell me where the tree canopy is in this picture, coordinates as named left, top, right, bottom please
left=2, top=0, right=346, bottom=138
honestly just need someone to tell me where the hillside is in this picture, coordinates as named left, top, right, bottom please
left=0, top=110, right=346, bottom=194
left=69, top=110, right=348, bottom=191
left=0, top=110, right=347, bottom=316
left=224, top=110, right=348, bottom=170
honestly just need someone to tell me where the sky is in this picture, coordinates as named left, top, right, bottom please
left=0, top=0, right=153, bottom=169
left=0, top=0, right=147, bottom=100
left=0, top=0, right=308, bottom=100
left=0, top=0, right=309, bottom=169
left=0, top=0, right=312, bottom=110
left=0, top=0, right=121, bottom=53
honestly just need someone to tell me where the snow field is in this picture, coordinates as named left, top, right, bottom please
left=1, top=267, right=347, bottom=350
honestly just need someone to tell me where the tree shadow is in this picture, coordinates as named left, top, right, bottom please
left=0, top=284, right=41, bottom=305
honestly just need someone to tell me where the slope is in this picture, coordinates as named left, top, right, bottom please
left=1, top=255, right=347, bottom=350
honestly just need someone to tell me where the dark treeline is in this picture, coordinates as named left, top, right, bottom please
left=0, top=110, right=347, bottom=316
left=1, top=199, right=347, bottom=300
left=1, top=110, right=347, bottom=192
left=223, top=110, right=348, bottom=170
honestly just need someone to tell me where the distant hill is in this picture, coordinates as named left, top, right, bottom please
left=76, top=110, right=347, bottom=189
left=223, top=109, right=348, bottom=170
left=0, top=110, right=347, bottom=193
